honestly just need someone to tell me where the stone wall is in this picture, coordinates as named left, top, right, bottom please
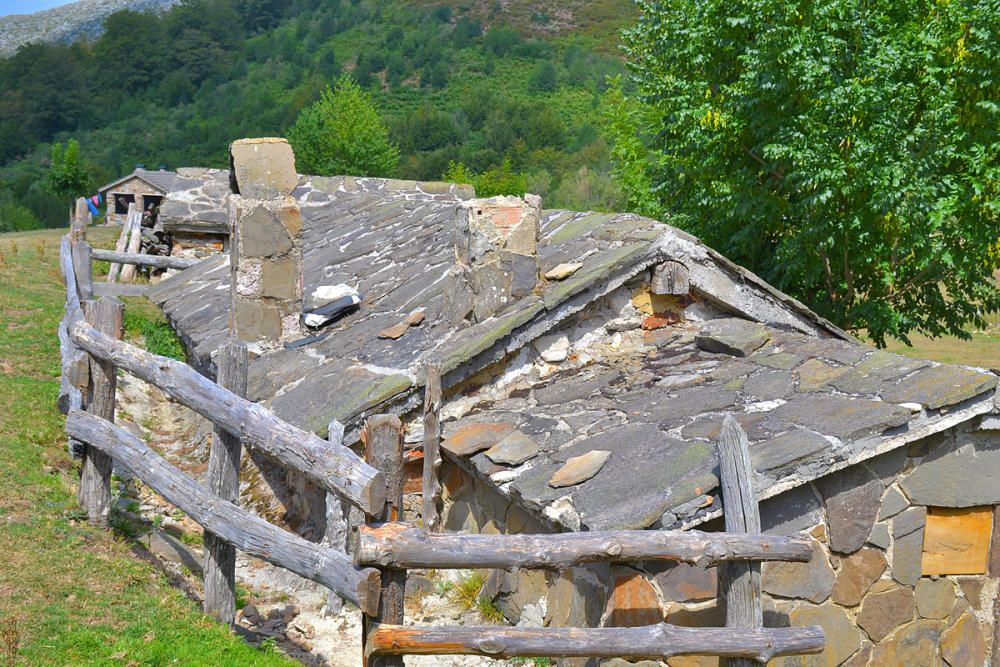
left=439, top=409, right=1000, bottom=666
left=106, top=177, right=158, bottom=224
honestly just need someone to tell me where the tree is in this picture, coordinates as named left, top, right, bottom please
left=287, top=75, right=399, bottom=177
left=616, top=0, right=1000, bottom=345
left=527, top=61, right=557, bottom=93
left=47, top=139, right=90, bottom=204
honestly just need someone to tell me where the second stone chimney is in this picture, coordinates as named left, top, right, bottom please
left=445, top=194, right=541, bottom=325
left=228, top=138, right=304, bottom=349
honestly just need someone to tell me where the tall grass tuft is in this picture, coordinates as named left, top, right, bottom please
left=1, top=613, right=20, bottom=667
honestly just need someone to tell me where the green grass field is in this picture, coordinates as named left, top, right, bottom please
left=0, top=228, right=294, bottom=666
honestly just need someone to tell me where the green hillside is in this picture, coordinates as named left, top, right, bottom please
left=0, top=0, right=637, bottom=232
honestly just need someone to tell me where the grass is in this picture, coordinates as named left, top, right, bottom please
left=0, top=228, right=294, bottom=666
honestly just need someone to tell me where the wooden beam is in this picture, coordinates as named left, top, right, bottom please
left=120, top=207, right=143, bottom=283
left=58, top=236, right=87, bottom=425
left=364, top=415, right=405, bottom=667
left=70, top=197, right=89, bottom=242
left=93, top=283, right=148, bottom=298
left=421, top=363, right=442, bottom=532
left=78, top=297, right=123, bottom=527
left=65, top=410, right=381, bottom=615
left=366, top=623, right=825, bottom=662
left=651, top=260, right=689, bottom=296
left=106, top=209, right=135, bottom=283
left=203, top=340, right=248, bottom=626
left=356, top=522, right=813, bottom=570
left=717, top=415, right=763, bottom=667
left=323, top=419, right=349, bottom=616
left=93, top=248, right=198, bottom=271
left=64, top=315, right=384, bottom=515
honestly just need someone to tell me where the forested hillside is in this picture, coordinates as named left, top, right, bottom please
left=0, top=0, right=636, bottom=231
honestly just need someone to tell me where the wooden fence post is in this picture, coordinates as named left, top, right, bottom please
left=78, top=296, right=123, bottom=527
left=422, top=363, right=442, bottom=532
left=107, top=204, right=138, bottom=283
left=323, top=419, right=350, bottom=616
left=203, top=340, right=248, bottom=626
left=70, top=197, right=89, bottom=243
left=717, top=415, right=763, bottom=667
left=71, top=241, right=93, bottom=301
left=120, top=206, right=144, bottom=284
left=363, top=415, right=405, bottom=667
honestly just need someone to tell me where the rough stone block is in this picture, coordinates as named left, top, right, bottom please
left=915, top=578, right=955, bottom=619
left=230, top=138, right=298, bottom=199
left=233, top=296, right=282, bottom=341
left=761, top=540, right=835, bottom=603
left=892, top=506, right=926, bottom=586
left=871, top=618, right=946, bottom=666
left=857, top=586, right=915, bottom=642
left=880, top=364, right=997, bottom=409
left=605, top=568, right=664, bottom=627
left=694, top=317, right=771, bottom=357
left=877, top=485, right=909, bottom=521
left=759, top=485, right=823, bottom=536
left=239, top=205, right=293, bottom=257
left=816, top=464, right=883, bottom=554
left=940, top=612, right=987, bottom=667
left=260, top=257, right=300, bottom=300
left=783, top=604, right=860, bottom=667
left=653, top=562, right=717, bottom=603
left=900, top=433, right=1000, bottom=507
left=831, top=547, right=886, bottom=607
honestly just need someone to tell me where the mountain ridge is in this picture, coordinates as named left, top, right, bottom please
left=0, top=0, right=178, bottom=55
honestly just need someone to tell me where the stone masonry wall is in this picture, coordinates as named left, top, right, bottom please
left=440, top=407, right=1000, bottom=667
left=106, top=178, right=156, bottom=224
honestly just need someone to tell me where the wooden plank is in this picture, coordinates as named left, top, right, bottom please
left=921, top=506, right=993, bottom=576
left=363, top=415, right=405, bottom=667
left=203, top=340, right=248, bottom=626
left=93, top=248, right=198, bottom=271
left=323, top=419, right=349, bottom=617
left=366, top=623, right=825, bottom=662
left=356, top=522, right=813, bottom=570
left=71, top=241, right=93, bottom=301
left=64, top=314, right=384, bottom=514
left=58, top=236, right=87, bottom=425
left=93, top=282, right=148, bottom=298
left=422, top=363, right=442, bottom=532
left=119, top=208, right=144, bottom=283
left=65, top=410, right=381, bottom=615
left=78, top=297, right=123, bottom=528
left=717, top=415, right=763, bottom=667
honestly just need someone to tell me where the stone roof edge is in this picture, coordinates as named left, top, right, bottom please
left=652, top=224, right=854, bottom=341
left=680, top=388, right=998, bottom=531
left=98, top=170, right=169, bottom=195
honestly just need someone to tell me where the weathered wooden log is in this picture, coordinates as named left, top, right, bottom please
left=65, top=410, right=381, bottom=615
left=58, top=236, right=87, bottom=424
left=204, top=340, right=248, bottom=626
left=421, top=363, right=442, bottom=532
left=366, top=623, right=825, bottom=662
left=70, top=197, right=89, bottom=242
left=717, top=415, right=763, bottom=667
left=78, top=297, right=123, bottom=527
left=119, top=208, right=144, bottom=283
left=71, top=241, right=93, bottom=301
left=106, top=206, right=135, bottom=282
left=64, top=315, right=384, bottom=514
left=651, top=260, right=690, bottom=296
left=323, top=419, right=349, bottom=616
left=356, top=522, right=813, bottom=570
left=93, top=283, right=149, bottom=298
left=364, top=415, right=406, bottom=667
left=93, top=248, right=198, bottom=271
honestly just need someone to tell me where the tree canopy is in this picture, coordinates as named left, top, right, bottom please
left=612, top=0, right=1000, bottom=345
left=287, top=75, right=400, bottom=177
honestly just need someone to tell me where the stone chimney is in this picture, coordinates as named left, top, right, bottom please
left=445, top=194, right=541, bottom=325
left=228, top=138, right=304, bottom=348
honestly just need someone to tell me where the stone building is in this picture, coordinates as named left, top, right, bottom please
left=148, top=139, right=1000, bottom=666
left=99, top=167, right=196, bottom=224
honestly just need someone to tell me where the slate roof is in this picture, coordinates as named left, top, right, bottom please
left=147, top=175, right=999, bottom=534
left=440, top=317, right=998, bottom=532
left=99, top=168, right=200, bottom=196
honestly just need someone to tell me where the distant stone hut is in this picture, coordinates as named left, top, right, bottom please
left=147, top=139, right=1000, bottom=667
left=99, top=168, right=190, bottom=224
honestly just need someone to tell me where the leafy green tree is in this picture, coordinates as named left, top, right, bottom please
left=616, top=0, right=1000, bottom=345
left=444, top=158, right=527, bottom=197
left=527, top=61, right=558, bottom=93
left=0, top=197, right=41, bottom=233
left=288, top=75, right=399, bottom=177
left=47, top=139, right=91, bottom=204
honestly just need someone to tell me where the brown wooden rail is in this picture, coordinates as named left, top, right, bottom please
left=91, top=247, right=199, bottom=270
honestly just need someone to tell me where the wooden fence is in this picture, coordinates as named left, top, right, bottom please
left=57, top=205, right=825, bottom=665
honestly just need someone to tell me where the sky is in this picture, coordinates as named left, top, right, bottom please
left=0, top=1, right=71, bottom=16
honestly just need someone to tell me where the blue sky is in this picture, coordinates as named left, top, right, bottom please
left=0, top=1, right=71, bottom=16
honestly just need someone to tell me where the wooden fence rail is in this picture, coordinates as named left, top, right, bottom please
left=356, top=522, right=813, bottom=570
left=65, top=409, right=381, bottom=615
left=92, top=248, right=199, bottom=271
left=366, top=623, right=825, bottom=662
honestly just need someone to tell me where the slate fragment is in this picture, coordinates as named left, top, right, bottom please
left=549, top=450, right=611, bottom=488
